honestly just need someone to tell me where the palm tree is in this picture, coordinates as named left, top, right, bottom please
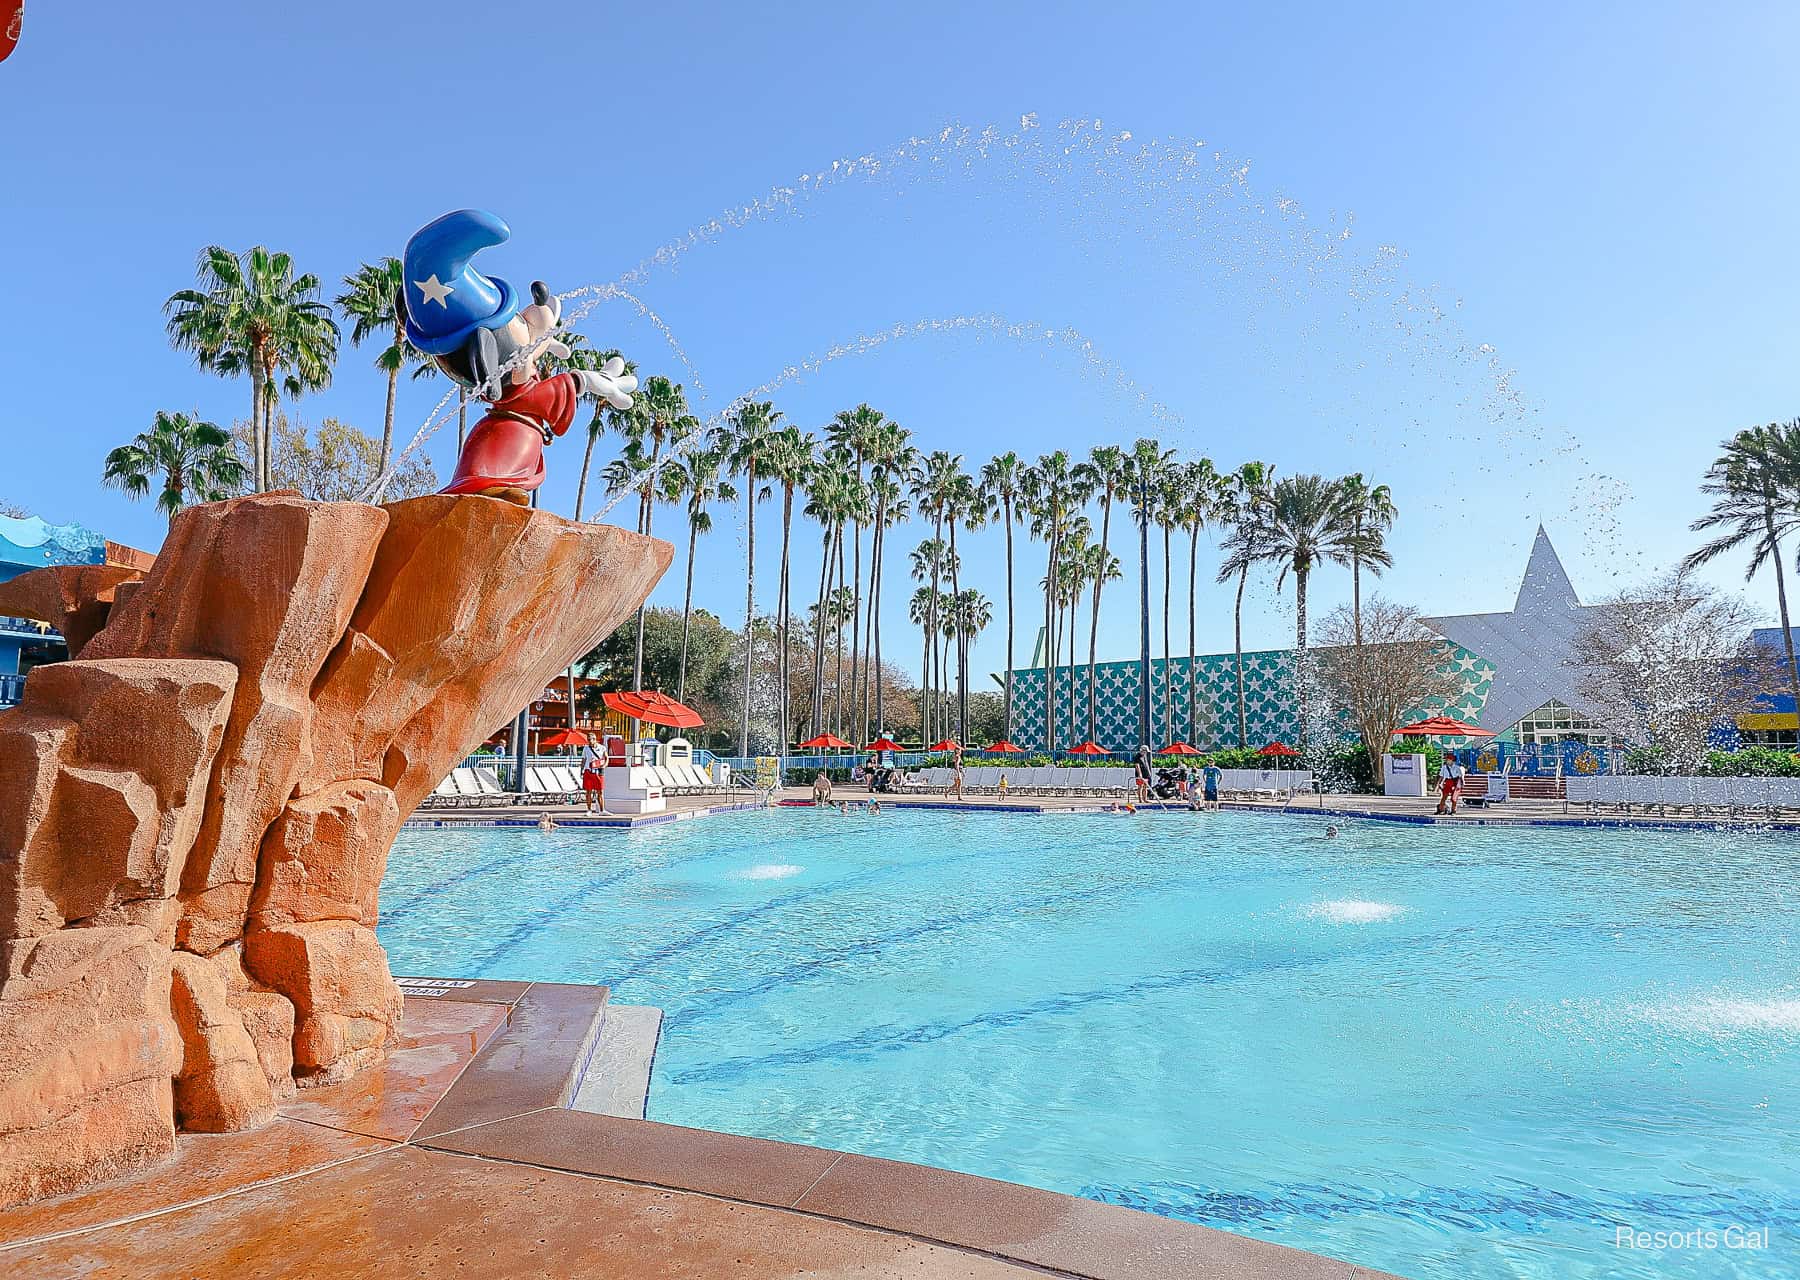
left=1340, top=474, right=1397, bottom=649
left=1686, top=421, right=1800, bottom=714
left=949, top=588, right=993, bottom=735
left=943, top=469, right=982, bottom=739
left=826, top=404, right=887, bottom=741
left=1125, top=440, right=1175, bottom=746
left=1071, top=444, right=1130, bottom=743
left=663, top=449, right=737, bottom=702
left=765, top=427, right=815, bottom=746
left=102, top=410, right=247, bottom=519
left=1217, top=461, right=1275, bottom=747
left=335, top=259, right=417, bottom=476
left=1230, top=473, right=1360, bottom=747
left=804, top=454, right=857, bottom=735
left=909, top=538, right=956, bottom=741
left=909, top=452, right=961, bottom=740
left=1179, top=458, right=1224, bottom=743
left=1048, top=518, right=1093, bottom=748
left=978, top=452, right=1026, bottom=738
left=165, top=246, right=339, bottom=493
left=716, top=401, right=782, bottom=755
left=865, top=427, right=916, bottom=737
left=908, top=585, right=941, bottom=735
left=617, top=377, right=692, bottom=691
left=1022, top=451, right=1077, bottom=753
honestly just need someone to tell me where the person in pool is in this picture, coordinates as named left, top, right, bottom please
left=813, top=771, right=832, bottom=804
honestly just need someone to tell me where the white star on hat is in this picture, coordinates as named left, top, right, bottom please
left=414, top=274, right=454, bottom=308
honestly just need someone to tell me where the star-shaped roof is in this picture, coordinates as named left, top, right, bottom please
left=1423, top=526, right=1610, bottom=733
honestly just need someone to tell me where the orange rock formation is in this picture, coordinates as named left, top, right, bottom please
left=0, top=493, right=670, bottom=1206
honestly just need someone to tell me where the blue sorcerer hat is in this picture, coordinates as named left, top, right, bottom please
left=401, top=209, right=521, bottom=355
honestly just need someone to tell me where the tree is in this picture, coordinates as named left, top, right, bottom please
left=864, top=421, right=917, bottom=738
left=716, top=400, right=780, bottom=755
left=1314, top=596, right=1466, bottom=756
left=1217, top=461, right=1274, bottom=747
left=978, top=452, right=1026, bottom=738
left=335, top=258, right=419, bottom=476
left=620, top=377, right=694, bottom=691
left=662, top=448, right=737, bottom=703
left=804, top=453, right=858, bottom=735
left=826, top=404, right=888, bottom=740
left=943, top=468, right=982, bottom=739
left=1179, top=458, right=1225, bottom=743
left=947, top=587, right=993, bottom=739
left=1575, top=571, right=1779, bottom=772
left=578, top=606, right=734, bottom=743
left=102, top=411, right=247, bottom=519
left=1226, top=472, right=1360, bottom=746
left=1685, top=422, right=1800, bottom=721
left=765, top=427, right=815, bottom=746
left=1072, top=444, right=1129, bottom=743
left=909, top=539, right=955, bottom=741
left=234, top=413, right=436, bottom=500
left=1126, top=440, right=1175, bottom=746
left=1022, top=451, right=1076, bottom=752
left=165, top=246, right=339, bottom=493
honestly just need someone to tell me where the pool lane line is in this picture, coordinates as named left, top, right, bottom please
left=661, top=937, right=1368, bottom=1087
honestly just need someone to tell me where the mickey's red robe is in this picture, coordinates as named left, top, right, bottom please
left=440, top=373, right=580, bottom=497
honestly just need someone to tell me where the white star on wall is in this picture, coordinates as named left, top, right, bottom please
left=1424, top=526, right=1610, bottom=734
left=414, top=274, right=454, bottom=307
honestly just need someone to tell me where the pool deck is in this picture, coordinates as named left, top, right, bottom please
left=404, top=785, right=1800, bottom=832
left=0, top=981, right=1399, bottom=1279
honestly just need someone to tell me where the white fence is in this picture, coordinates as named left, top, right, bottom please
left=1564, top=775, right=1800, bottom=813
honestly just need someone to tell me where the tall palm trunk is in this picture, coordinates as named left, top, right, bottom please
left=573, top=418, right=600, bottom=521
left=1162, top=524, right=1173, bottom=747
left=1087, top=494, right=1112, bottom=743
left=921, top=608, right=933, bottom=744
left=777, top=486, right=795, bottom=747
left=739, top=465, right=757, bottom=757
left=631, top=439, right=663, bottom=694
left=1234, top=567, right=1249, bottom=748
left=1187, top=523, right=1199, bottom=744
left=1002, top=496, right=1016, bottom=739
left=850, top=473, right=865, bottom=745
left=871, top=517, right=886, bottom=736
left=1764, top=502, right=1800, bottom=715
left=249, top=372, right=265, bottom=495
left=949, top=520, right=965, bottom=739
left=1294, top=565, right=1311, bottom=750
left=812, top=530, right=833, bottom=735
left=833, top=537, right=846, bottom=738
left=677, top=519, right=699, bottom=702
left=379, top=363, right=398, bottom=476
left=1043, top=521, right=1061, bottom=754
left=1067, top=586, right=1079, bottom=747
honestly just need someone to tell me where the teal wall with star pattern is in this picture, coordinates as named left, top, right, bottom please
left=1002, top=644, right=1495, bottom=752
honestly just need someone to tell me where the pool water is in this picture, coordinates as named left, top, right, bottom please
left=379, top=808, right=1800, bottom=1279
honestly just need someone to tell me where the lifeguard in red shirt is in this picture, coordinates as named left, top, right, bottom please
left=399, top=209, right=635, bottom=505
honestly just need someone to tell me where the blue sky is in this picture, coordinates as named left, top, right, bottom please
left=3, top=1, right=1798, bottom=693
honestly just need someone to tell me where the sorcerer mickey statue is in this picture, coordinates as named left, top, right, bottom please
left=399, top=208, right=636, bottom=504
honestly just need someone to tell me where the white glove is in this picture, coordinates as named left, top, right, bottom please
left=575, top=356, right=637, bottom=411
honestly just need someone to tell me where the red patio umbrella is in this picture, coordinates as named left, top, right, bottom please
left=601, top=690, right=705, bottom=729
left=1258, top=742, right=1301, bottom=757
left=1394, top=715, right=1496, bottom=739
left=865, top=737, right=902, bottom=752
left=927, top=738, right=961, bottom=752
left=1066, top=741, right=1110, bottom=755
left=539, top=728, right=592, bottom=747
left=983, top=740, right=1025, bottom=753
left=797, top=732, right=854, bottom=750
left=1160, top=742, right=1203, bottom=756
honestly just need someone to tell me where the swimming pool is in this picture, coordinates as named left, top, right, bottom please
left=379, top=808, right=1800, bottom=1279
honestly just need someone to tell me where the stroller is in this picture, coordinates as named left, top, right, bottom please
left=1151, top=767, right=1188, bottom=800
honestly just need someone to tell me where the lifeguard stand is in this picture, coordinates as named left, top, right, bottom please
left=601, top=732, right=666, bottom=814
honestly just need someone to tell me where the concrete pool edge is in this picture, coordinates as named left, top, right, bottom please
left=402, top=975, right=1401, bottom=1280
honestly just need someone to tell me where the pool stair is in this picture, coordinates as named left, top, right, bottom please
left=572, top=1004, right=664, bottom=1119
